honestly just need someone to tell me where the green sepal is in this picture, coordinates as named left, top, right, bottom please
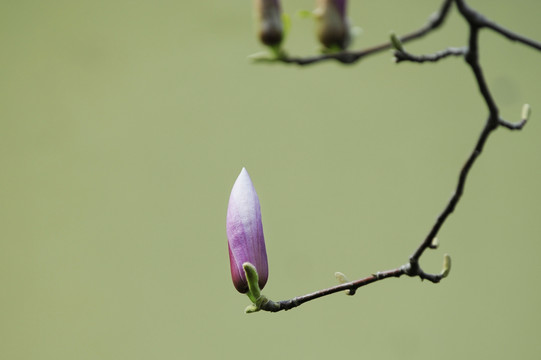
left=248, top=48, right=286, bottom=62
left=244, top=304, right=260, bottom=313
left=243, top=262, right=261, bottom=303
left=297, top=10, right=314, bottom=19
left=269, top=45, right=286, bottom=59
left=244, top=295, right=269, bottom=314
left=321, top=44, right=343, bottom=54
left=248, top=51, right=274, bottom=61
left=390, top=32, right=404, bottom=52
left=282, top=13, right=291, bottom=38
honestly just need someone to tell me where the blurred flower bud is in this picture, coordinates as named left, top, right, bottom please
left=226, top=168, right=268, bottom=293
left=256, top=0, right=284, bottom=47
left=314, top=0, right=351, bottom=50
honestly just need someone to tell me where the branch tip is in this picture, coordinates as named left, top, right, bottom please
left=441, top=254, right=451, bottom=278
left=522, top=103, right=531, bottom=121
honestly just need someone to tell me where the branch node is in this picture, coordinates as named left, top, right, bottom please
left=401, top=262, right=416, bottom=277
left=498, top=104, right=530, bottom=130
left=335, top=272, right=356, bottom=295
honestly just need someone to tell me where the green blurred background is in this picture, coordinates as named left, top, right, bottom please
left=1, top=1, right=540, bottom=359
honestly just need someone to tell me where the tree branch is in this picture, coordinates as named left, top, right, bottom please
left=261, top=0, right=453, bottom=66
left=259, top=267, right=406, bottom=312
left=245, top=0, right=538, bottom=313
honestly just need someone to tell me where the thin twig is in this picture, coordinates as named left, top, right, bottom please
left=260, top=267, right=406, bottom=312
left=499, top=117, right=527, bottom=130
left=482, top=20, right=541, bottom=51
left=394, top=46, right=467, bottom=63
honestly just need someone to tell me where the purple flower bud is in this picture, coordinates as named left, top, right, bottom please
left=256, top=0, right=283, bottom=47
left=315, top=0, right=351, bottom=50
left=226, top=168, right=268, bottom=294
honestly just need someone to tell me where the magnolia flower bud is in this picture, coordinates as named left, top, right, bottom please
left=314, top=0, right=351, bottom=50
left=226, top=168, right=269, bottom=293
left=256, top=0, right=284, bottom=47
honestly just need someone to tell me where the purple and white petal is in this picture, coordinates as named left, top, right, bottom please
left=227, top=168, right=268, bottom=293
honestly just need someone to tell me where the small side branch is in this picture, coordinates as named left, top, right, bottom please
left=255, top=253, right=451, bottom=313
left=499, top=104, right=531, bottom=130
left=259, top=267, right=406, bottom=312
left=499, top=118, right=527, bottom=130
left=482, top=20, right=541, bottom=51
left=394, top=46, right=467, bottom=63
